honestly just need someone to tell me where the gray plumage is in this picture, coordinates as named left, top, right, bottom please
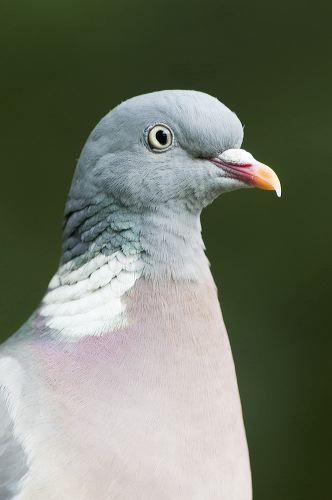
left=0, top=90, right=280, bottom=499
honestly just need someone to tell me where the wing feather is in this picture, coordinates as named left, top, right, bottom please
left=0, top=387, right=28, bottom=499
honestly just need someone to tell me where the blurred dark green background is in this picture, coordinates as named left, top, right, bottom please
left=1, top=0, right=331, bottom=498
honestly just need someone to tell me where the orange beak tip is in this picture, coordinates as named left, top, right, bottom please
left=253, top=162, right=281, bottom=198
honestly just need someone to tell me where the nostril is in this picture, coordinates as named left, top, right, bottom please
left=219, top=148, right=255, bottom=168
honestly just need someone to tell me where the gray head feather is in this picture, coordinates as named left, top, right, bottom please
left=62, top=90, right=244, bottom=276
left=67, top=90, right=243, bottom=211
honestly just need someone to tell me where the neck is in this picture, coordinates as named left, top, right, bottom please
left=61, top=197, right=210, bottom=282
left=38, top=198, right=212, bottom=339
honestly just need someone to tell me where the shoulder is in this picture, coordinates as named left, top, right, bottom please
left=0, top=350, right=24, bottom=396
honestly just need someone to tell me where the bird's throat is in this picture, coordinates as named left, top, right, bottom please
left=61, top=197, right=210, bottom=282
left=38, top=199, right=211, bottom=339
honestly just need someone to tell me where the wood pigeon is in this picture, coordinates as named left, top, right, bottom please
left=0, top=90, right=280, bottom=499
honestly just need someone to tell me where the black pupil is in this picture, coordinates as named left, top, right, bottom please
left=156, top=129, right=168, bottom=146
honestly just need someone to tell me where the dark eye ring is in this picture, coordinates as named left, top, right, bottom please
left=147, top=124, right=173, bottom=151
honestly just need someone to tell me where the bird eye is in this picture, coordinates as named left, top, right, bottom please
left=147, top=124, right=173, bottom=151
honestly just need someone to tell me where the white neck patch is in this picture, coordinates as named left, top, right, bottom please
left=40, top=251, right=143, bottom=339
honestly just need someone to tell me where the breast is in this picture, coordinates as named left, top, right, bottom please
left=17, top=277, right=252, bottom=499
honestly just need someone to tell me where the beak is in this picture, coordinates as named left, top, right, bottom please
left=210, top=148, right=281, bottom=197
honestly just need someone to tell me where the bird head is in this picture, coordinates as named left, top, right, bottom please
left=69, top=90, right=280, bottom=212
